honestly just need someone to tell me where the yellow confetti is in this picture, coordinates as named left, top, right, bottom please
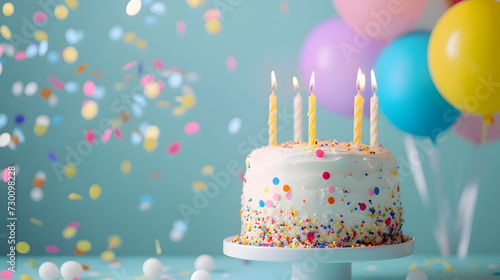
left=201, top=165, right=214, bottom=175
left=76, top=239, right=92, bottom=253
left=186, top=0, right=206, bottom=8
left=155, top=239, right=161, bottom=255
left=62, top=227, right=77, bottom=239
left=178, top=271, right=191, bottom=276
left=144, top=81, right=161, bottom=99
left=156, top=100, right=171, bottom=108
left=65, top=0, right=79, bottom=9
left=392, top=170, right=397, bottom=177
left=192, top=181, right=206, bottom=191
left=34, top=30, right=48, bottom=42
left=408, top=262, right=417, bottom=271
left=2, top=2, right=14, bottom=16
left=180, top=94, right=196, bottom=108
left=20, top=275, right=32, bottom=280
left=107, top=235, right=122, bottom=249
left=64, top=163, right=77, bottom=178
left=264, top=187, right=269, bottom=193
left=28, top=259, right=37, bottom=267
left=123, top=31, right=136, bottom=43
left=205, top=19, right=222, bottom=35
left=172, top=106, right=186, bottom=116
left=30, top=217, right=43, bottom=226
left=145, top=125, right=160, bottom=139
left=33, top=124, right=48, bottom=136
left=470, top=264, right=479, bottom=269
left=54, top=4, right=69, bottom=20
left=89, top=184, right=102, bottom=199
left=135, top=38, right=148, bottom=50
left=68, top=192, right=83, bottom=200
left=16, top=241, right=30, bottom=254
left=443, top=261, right=455, bottom=271
left=100, top=250, right=115, bottom=262
left=62, top=46, right=78, bottom=64
left=0, top=25, right=12, bottom=40
left=120, top=160, right=132, bottom=174
left=114, top=83, right=125, bottom=91
left=81, top=100, right=98, bottom=120
left=143, top=139, right=158, bottom=152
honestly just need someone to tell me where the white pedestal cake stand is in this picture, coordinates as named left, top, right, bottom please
left=223, top=235, right=414, bottom=280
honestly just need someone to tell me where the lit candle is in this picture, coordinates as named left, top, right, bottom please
left=268, top=71, right=277, bottom=146
left=370, top=70, right=378, bottom=147
left=353, top=68, right=365, bottom=147
left=308, top=72, right=316, bottom=146
left=292, top=76, right=302, bottom=143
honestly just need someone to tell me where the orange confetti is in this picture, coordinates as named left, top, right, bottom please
left=39, top=87, right=52, bottom=99
left=108, top=236, right=118, bottom=249
left=76, top=63, right=88, bottom=74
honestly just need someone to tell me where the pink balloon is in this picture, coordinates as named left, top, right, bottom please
left=300, top=19, right=384, bottom=117
left=333, top=0, right=427, bottom=42
left=453, top=113, right=500, bottom=145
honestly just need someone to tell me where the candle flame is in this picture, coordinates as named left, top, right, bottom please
left=271, top=70, right=277, bottom=90
left=356, top=68, right=365, bottom=92
left=371, top=69, right=377, bottom=93
left=309, top=71, right=315, bottom=91
left=292, top=76, right=300, bottom=92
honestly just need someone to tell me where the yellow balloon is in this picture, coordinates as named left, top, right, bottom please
left=428, top=0, right=500, bottom=120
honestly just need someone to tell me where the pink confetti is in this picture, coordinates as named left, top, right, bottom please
left=176, top=20, right=186, bottom=34
left=285, top=192, right=292, bottom=200
left=82, top=99, right=90, bottom=106
left=47, top=75, right=65, bottom=91
left=265, top=200, right=273, bottom=208
left=184, top=121, right=200, bottom=135
left=3, top=168, right=9, bottom=183
left=322, top=171, right=330, bottom=180
left=327, top=186, right=335, bottom=194
left=122, top=60, right=137, bottom=70
left=385, top=217, right=392, bottom=226
left=102, top=128, right=112, bottom=144
left=157, top=80, right=165, bottom=92
left=306, top=232, right=314, bottom=243
left=73, top=278, right=79, bottom=280
left=84, top=129, right=96, bottom=145
left=203, top=8, right=221, bottom=21
left=14, top=51, right=27, bottom=61
left=113, top=128, right=123, bottom=140
left=0, top=270, right=13, bottom=279
left=227, top=56, right=236, bottom=71
left=45, top=244, right=59, bottom=254
left=33, top=11, right=47, bottom=23
left=83, top=80, right=96, bottom=97
left=67, top=221, right=81, bottom=228
left=368, top=189, right=374, bottom=197
left=360, top=203, right=366, bottom=211
left=316, top=149, right=324, bottom=158
left=0, top=45, right=3, bottom=57
left=167, top=140, right=181, bottom=156
left=140, top=74, right=155, bottom=88
left=272, top=193, right=280, bottom=201
left=152, top=58, right=164, bottom=70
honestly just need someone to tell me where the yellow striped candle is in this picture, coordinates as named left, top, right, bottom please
left=268, top=71, right=277, bottom=146
left=292, top=76, right=302, bottom=143
left=308, top=72, right=316, bottom=146
left=370, top=70, right=378, bottom=147
left=353, top=68, right=365, bottom=147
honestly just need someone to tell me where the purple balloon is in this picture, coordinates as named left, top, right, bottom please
left=453, top=113, right=500, bottom=145
left=300, top=19, right=385, bottom=117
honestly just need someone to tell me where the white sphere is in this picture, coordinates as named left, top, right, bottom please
left=142, top=257, right=163, bottom=278
left=191, top=270, right=211, bottom=280
left=39, top=262, right=59, bottom=280
left=60, top=260, right=83, bottom=280
left=406, top=269, right=428, bottom=280
left=194, top=254, right=215, bottom=272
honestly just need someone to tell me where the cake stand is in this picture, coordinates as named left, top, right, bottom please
left=223, top=235, right=414, bottom=280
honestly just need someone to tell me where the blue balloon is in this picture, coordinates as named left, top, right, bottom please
left=375, top=32, right=459, bottom=141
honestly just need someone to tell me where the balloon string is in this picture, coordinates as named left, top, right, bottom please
left=482, top=115, right=493, bottom=144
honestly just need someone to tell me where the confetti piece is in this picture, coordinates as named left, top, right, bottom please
left=76, top=63, right=88, bottom=74
left=0, top=25, right=11, bottom=40
left=89, top=184, right=101, bottom=199
left=14, top=51, right=27, bottom=61
left=34, top=30, right=48, bottom=42
left=38, top=40, right=48, bottom=56
left=47, top=75, right=65, bottom=91
left=2, top=2, right=14, bottom=16
left=201, top=165, right=214, bottom=175
left=39, top=87, right=52, bottom=100
left=84, top=129, right=96, bottom=145
left=100, top=250, right=115, bottom=262
left=68, top=192, right=83, bottom=200
left=83, top=80, right=96, bottom=97
left=62, top=227, right=77, bottom=239
left=126, top=0, right=142, bottom=16
left=184, top=121, right=200, bottom=135
left=167, top=140, right=181, bottom=156
left=54, top=4, right=69, bottom=20
left=92, top=69, right=104, bottom=79
left=144, top=81, right=161, bottom=99
left=155, top=239, right=161, bottom=255
left=30, top=188, right=43, bottom=202
left=64, top=163, right=77, bottom=178
left=12, top=81, right=23, bottom=96
left=45, top=244, right=59, bottom=254
left=20, top=274, right=32, bottom=280
left=192, top=180, right=207, bottom=191
left=123, top=60, right=137, bottom=70
left=135, top=38, right=148, bottom=49
left=280, top=0, right=289, bottom=15
left=150, top=2, right=166, bottom=15
left=101, top=128, right=112, bottom=143
left=66, top=0, right=79, bottom=9
left=168, top=72, right=183, bottom=88
left=76, top=240, right=91, bottom=252
left=16, top=241, right=30, bottom=254
left=203, top=8, right=220, bottom=21
left=228, top=117, right=241, bottom=134
left=109, top=25, right=124, bottom=41
left=172, top=106, right=186, bottom=116
left=205, top=19, right=222, bottom=35
left=30, top=217, right=43, bottom=226
left=108, top=235, right=122, bottom=249
left=0, top=270, right=13, bottom=279
left=33, top=11, right=47, bottom=23
left=0, top=133, right=10, bottom=148
left=81, top=100, right=98, bottom=120
left=156, top=100, right=171, bottom=108
left=227, top=56, right=236, bottom=71
left=62, top=46, right=78, bottom=63
left=149, top=172, right=162, bottom=179
left=408, top=262, right=417, bottom=271
left=186, top=0, right=206, bottom=8
left=33, top=171, right=46, bottom=188
left=177, top=20, right=186, bottom=34
left=65, top=28, right=84, bottom=44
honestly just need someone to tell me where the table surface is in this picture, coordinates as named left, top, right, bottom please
left=7, top=254, right=500, bottom=280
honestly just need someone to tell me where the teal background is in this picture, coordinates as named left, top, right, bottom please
left=0, top=0, right=499, bottom=257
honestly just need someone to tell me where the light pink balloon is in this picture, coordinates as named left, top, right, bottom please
left=453, top=113, right=500, bottom=145
left=333, top=0, right=427, bottom=42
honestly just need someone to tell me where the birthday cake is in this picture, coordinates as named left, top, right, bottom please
left=234, top=140, right=405, bottom=248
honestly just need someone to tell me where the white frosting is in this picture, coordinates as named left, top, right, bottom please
left=237, top=140, right=404, bottom=247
